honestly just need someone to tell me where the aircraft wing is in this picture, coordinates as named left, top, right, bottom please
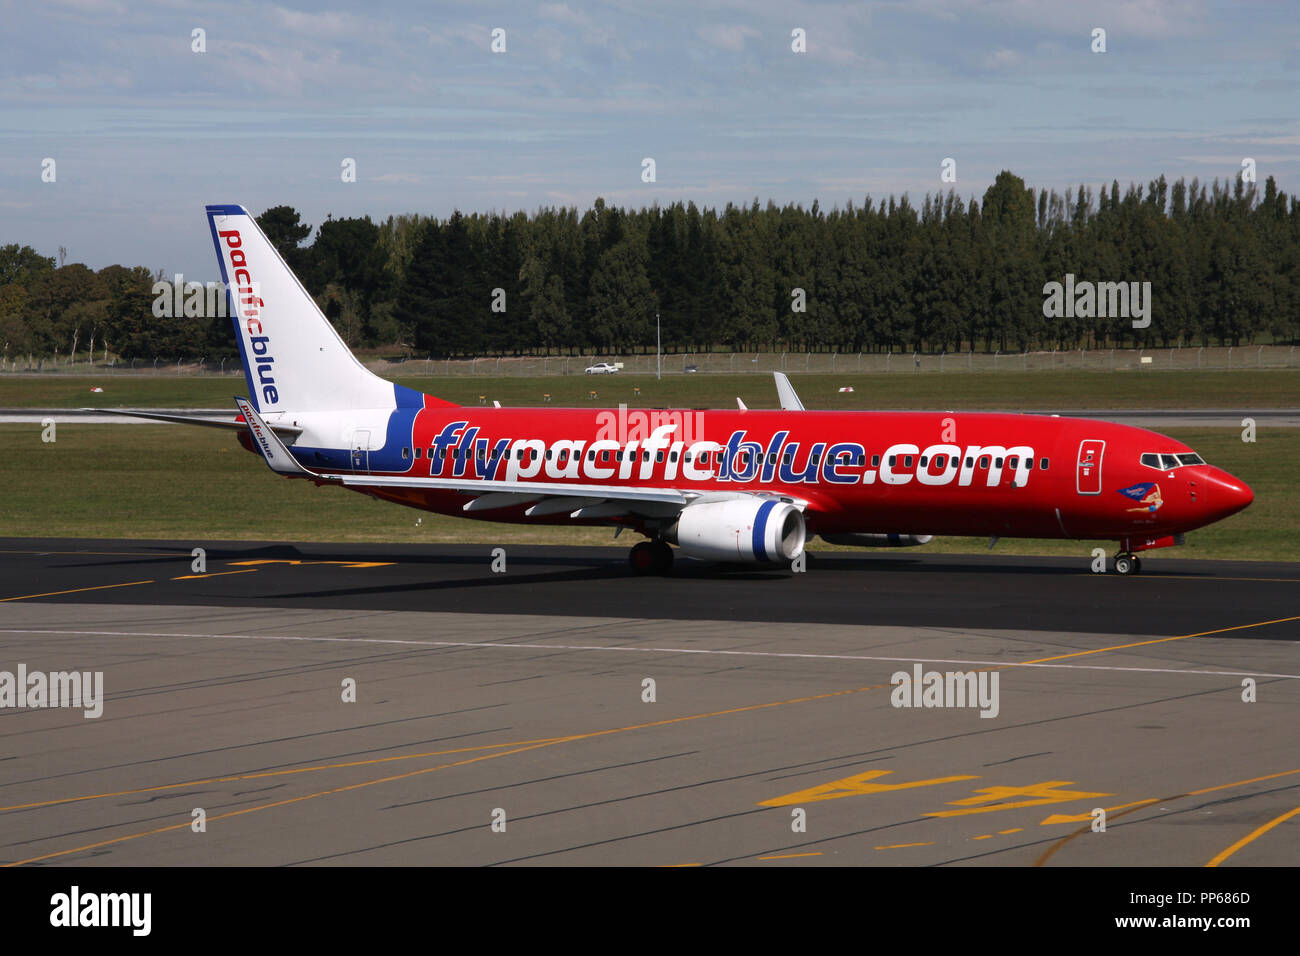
left=773, top=372, right=805, bottom=411
left=329, top=472, right=692, bottom=516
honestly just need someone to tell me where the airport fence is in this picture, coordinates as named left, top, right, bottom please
left=2, top=345, right=1298, bottom=377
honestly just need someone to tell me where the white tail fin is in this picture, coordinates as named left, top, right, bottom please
left=206, top=204, right=395, bottom=414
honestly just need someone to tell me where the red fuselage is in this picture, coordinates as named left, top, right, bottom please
left=294, top=402, right=1252, bottom=546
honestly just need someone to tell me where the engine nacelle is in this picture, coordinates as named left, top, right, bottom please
left=820, top=533, right=933, bottom=548
left=669, top=498, right=806, bottom=563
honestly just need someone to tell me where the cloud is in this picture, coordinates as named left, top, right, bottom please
left=270, top=7, right=378, bottom=40
left=45, top=0, right=126, bottom=17
left=696, top=23, right=762, bottom=52
left=984, top=48, right=1022, bottom=69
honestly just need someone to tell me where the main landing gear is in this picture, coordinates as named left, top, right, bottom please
left=628, top=540, right=674, bottom=575
left=1113, top=553, right=1143, bottom=575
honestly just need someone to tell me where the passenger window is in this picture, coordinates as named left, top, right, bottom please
left=1008, top=456, right=1018, bottom=469
left=811, top=454, right=820, bottom=465
left=889, top=455, right=897, bottom=467
left=402, top=447, right=410, bottom=460
left=966, top=457, right=974, bottom=467
left=935, top=455, right=946, bottom=468
left=919, top=456, right=928, bottom=467
left=783, top=453, right=792, bottom=465
left=1040, top=457, right=1049, bottom=470
left=601, top=450, right=609, bottom=462
left=670, top=451, right=678, bottom=462
left=979, top=456, right=990, bottom=469
left=656, top=451, right=664, bottom=463
left=995, top=457, right=1003, bottom=468
left=643, top=450, right=650, bottom=462
left=414, top=447, right=422, bottom=459
left=856, top=454, right=865, bottom=466
left=871, top=455, right=880, bottom=467
left=1025, top=458, right=1033, bottom=470
left=426, top=448, right=434, bottom=459
left=904, top=455, right=914, bottom=468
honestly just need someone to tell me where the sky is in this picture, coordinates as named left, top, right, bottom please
left=1, top=0, right=1298, bottom=279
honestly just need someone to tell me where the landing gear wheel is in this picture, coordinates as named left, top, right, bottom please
left=628, top=540, right=674, bottom=575
left=1114, top=553, right=1137, bottom=575
left=650, top=541, right=674, bottom=574
left=628, top=541, right=656, bottom=575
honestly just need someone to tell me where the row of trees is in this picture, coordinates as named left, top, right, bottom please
left=3, top=170, right=1298, bottom=362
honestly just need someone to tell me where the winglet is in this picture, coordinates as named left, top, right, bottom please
left=773, top=372, right=805, bottom=411
left=736, top=397, right=748, bottom=410
left=234, top=396, right=315, bottom=476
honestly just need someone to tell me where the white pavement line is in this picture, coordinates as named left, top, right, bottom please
left=2, top=627, right=1297, bottom=680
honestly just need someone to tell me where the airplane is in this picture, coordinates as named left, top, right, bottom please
left=109, top=204, right=1254, bottom=576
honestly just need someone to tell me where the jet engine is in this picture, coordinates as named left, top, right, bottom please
left=669, top=498, right=806, bottom=563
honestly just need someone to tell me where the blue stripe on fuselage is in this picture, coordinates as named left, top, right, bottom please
left=283, top=383, right=428, bottom=472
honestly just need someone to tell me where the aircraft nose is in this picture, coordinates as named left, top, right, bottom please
left=1204, top=467, right=1253, bottom=518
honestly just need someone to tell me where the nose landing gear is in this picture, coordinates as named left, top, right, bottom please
left=1113, top=553, right=1142, bottom=575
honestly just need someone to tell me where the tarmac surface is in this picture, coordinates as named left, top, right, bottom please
left=1, top=538, right=1296, bottom=866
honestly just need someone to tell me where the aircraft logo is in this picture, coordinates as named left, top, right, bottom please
left=1119, top=481, right=1164, bottom=513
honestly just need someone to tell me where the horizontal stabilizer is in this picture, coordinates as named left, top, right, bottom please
left=88, top=408, right=302, bottom=439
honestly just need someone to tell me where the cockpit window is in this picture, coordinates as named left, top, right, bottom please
left=1142, top=451, right=1206, bottom=471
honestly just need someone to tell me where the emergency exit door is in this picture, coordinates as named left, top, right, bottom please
left=1076, top=439, right=1105, bottom=495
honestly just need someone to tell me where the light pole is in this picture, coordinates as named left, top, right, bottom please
left=656, top=312, right=661, bottom=381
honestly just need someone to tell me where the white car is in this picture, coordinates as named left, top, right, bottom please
left=584, top=362, right=618, bottom=374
